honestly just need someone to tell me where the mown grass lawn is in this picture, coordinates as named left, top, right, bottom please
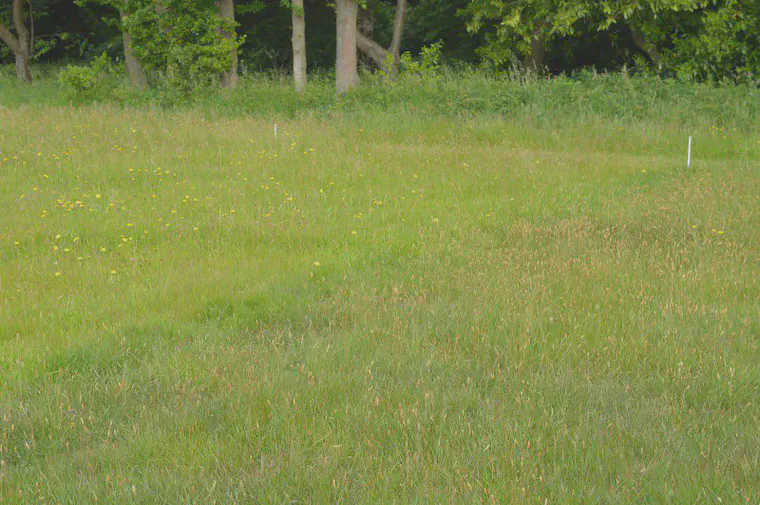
left=1, top=106, right=759, bottom=503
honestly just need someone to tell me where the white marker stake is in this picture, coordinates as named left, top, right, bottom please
left=274, top=124, right=278, bottom=138
left=687, top=136, right=692, bottom=170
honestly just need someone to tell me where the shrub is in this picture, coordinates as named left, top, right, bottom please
left=57, top=53, right=117, bottom=95
left=58, top=65, right=97, bottom=93
left=398, top=41, right=444, bottom=79
left=122, top=0, right=242, bottom=93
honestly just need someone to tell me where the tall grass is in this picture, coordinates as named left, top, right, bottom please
left=2, top=64, right=759, bottom=130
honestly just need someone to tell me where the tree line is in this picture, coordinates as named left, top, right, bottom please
left=1, top=0, right=758, bottom=92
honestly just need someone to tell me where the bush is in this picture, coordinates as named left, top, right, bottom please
left=57, top=53, right=118, bottom=96
left=397, top=41, right=444, bottom=80
left=58, top=65, right=97, bottom=93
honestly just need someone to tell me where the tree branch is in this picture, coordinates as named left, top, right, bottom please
left=0, top=23, right=21, bottom=53
left=357, top=30, right=390, bottom=67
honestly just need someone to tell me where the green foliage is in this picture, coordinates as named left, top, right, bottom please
left=237, top=0, right=265, bottom=15
left=32, top=35, right=62, bottom=61
left=588, top=0, right=759, bottom=82
left=4, top=0, right=760, bottom=84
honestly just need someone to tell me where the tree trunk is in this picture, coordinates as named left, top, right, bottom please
left=15, top=51, right=31, bottom=83
left=119, top=10, right=147, bottom=90
left=387, top=0, right=406, bottom=75
left=356, top=0, right=406, bottom=77
left=292, top=0, right=306, bottom=92
left=336, top=0, right=359, bottom=94
left=217, top=0, right=238, bottom=88
left=523, top=35, right=545, bottom=70
left=0, top=0, right=32, bottom=83
left=630, top=26, right=661, bottom=67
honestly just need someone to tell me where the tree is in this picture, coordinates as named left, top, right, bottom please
left=641, top=0, right=760, bottom=80
left=356, top=0, right=407, bottom=76
left=217, top=0, right=238, bottom=87
left=0, top=0, right=33, bottom=83
left=692, top=0, right=759, bottom=80
left=291, top=0, right=306, bottom=91
left=336, top=0, right=359, bottom=94
left=122, top=0, right=240, bottom=91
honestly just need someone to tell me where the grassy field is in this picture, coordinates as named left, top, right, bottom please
left=1, top=102, right=759, bottom=503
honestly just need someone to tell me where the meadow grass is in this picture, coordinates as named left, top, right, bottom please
left=1, top=99, right=759, bottom=503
